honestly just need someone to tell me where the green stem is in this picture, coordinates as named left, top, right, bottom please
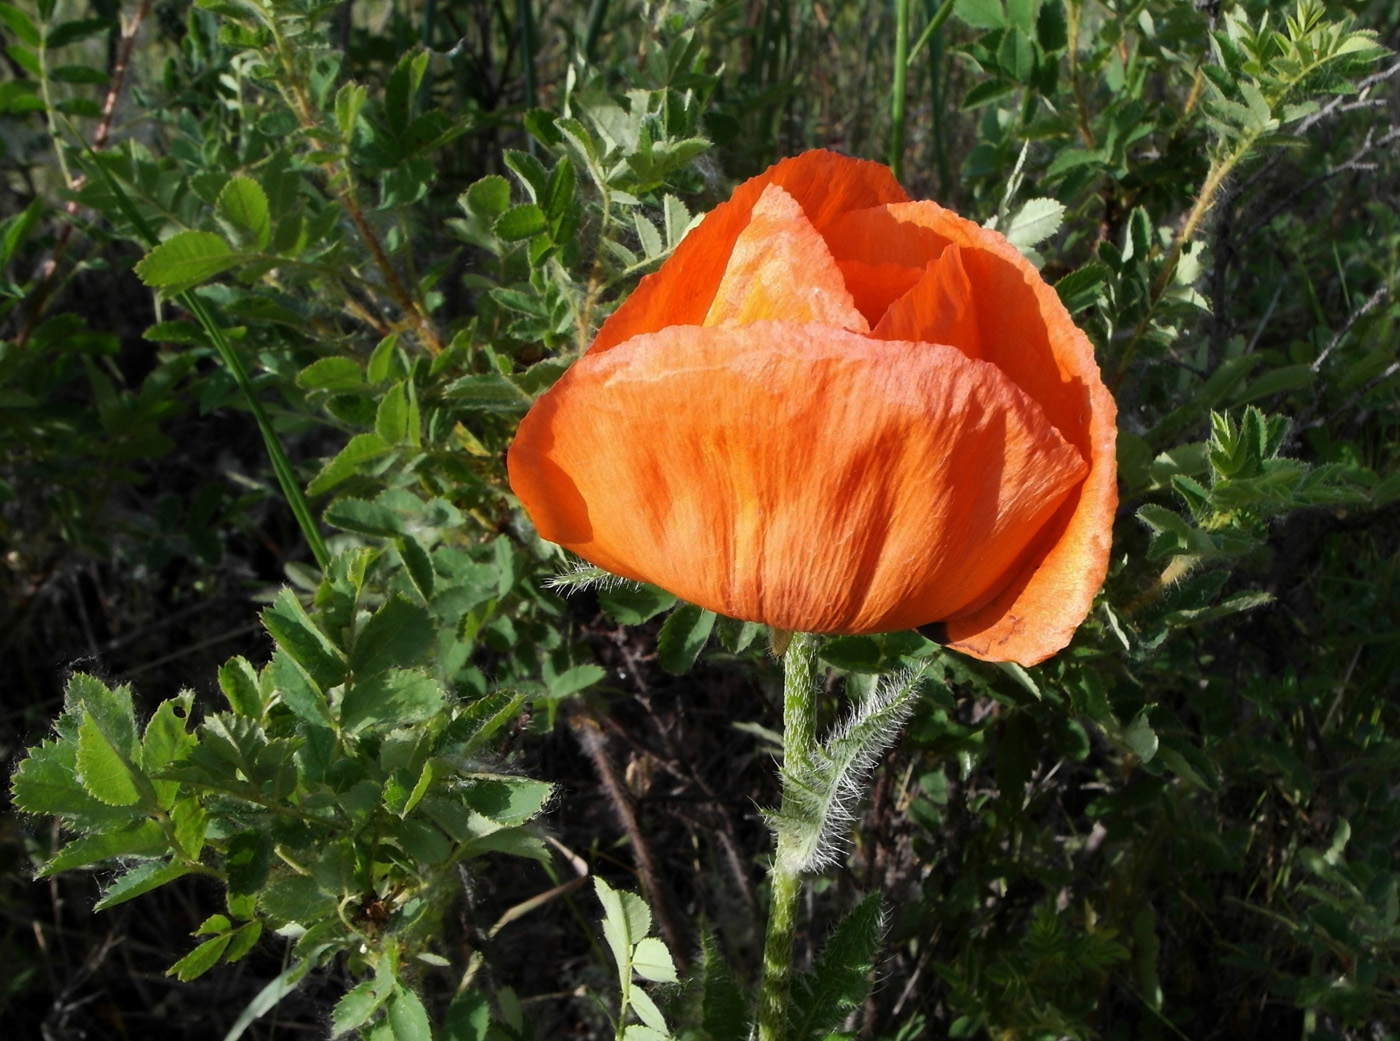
left=758, top=632, right=821, bottom=1041
left=889, top=0, right=911, bottom=182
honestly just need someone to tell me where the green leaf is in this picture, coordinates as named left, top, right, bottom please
left=45, top=15, right=111, bottom=47
left=1055, top=261, right=1109, bottom=313
left=325, top=496, right=404, bottom=537
left=442, top=991, right=491, bottom=1041
left=788, top=894, right=885, bottom=1040
left=333, top=981, right=388, bottom=1036
left=40, top=820, right=165, bottom=875
left=342, top=669, right=445, bottom=732
left=134, top=231, right=239, bottom=294
left=544, top=663, right=606, bottom=698
left=387, top=985, right=433, bottom=1041
left=168, top=932, right=233, bottom=982
left=297, top=356, right=367, bottom=391
left=397, top=535, right=434, bottom=601
left=631, top=936, right=678, bottom=983
left=1003, top=197, right=1065, bottom=252
left=95, top=860, right=192, bottom=910
left=335, top=81, right=368, bottom=141
left=463, top=174, right=512, bottom=217
left=267, top=650, right=333, bottom=727
left=494, top=203, right=548, bottom=241
left=226, top=830, right=273, bottom=896
left=955, top=0, right=1006, bottom=30
left=0, top=3, right=41, bottom=47
left=596, top=584, right=677, bottom=626
left=352, top=595, right=434, bottom=677
left=307, top=431, right=393, bottom=495
left=656, top=604, right=715, bottom=674
left=596, top=876, right=641, bottom=980
left=142, top=692, right=196, bottom=808
left=216, top=175, right=271, bottom=249
left=262, top=588, right=347, bottom=690
left=628, top=988, right=669, bottom=1034
left=218, top=656, right=264, bottom=717
left=76, top=711, right=143, bottom=806
left=11, top=737, right=132, bottom=825
left=699, top=927, right=747, bottom=1041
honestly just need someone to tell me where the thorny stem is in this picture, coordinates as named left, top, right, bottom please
left=758, top=632, right=821, bottom=1041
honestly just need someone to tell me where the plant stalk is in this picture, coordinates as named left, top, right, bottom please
left=757, top=631, right=821, bottom=1041
left=889, top=0, right=911, bottom=182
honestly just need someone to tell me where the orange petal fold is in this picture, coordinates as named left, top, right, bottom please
left=872, top=201, right=1118, bottom=664
left=591, top=151, right=906, bottom=353
left=508, top=323, right=1088, bottom=637
left=704, top=185, right=867, bottom=332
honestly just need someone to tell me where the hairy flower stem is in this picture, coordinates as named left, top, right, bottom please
left=758, top=631, right=820, bottom=1041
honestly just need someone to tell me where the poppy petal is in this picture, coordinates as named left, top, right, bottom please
left=508, top=322, right=1088, bottom=637
left=704, top=185, right=867, bottom=332
left=876, top=201, right=1118, bottom=664
left=591, top=151, right=906, bottom=353
left=835, top=260, right=924, bottom=327
left=871, top=243, right=982, bottom=359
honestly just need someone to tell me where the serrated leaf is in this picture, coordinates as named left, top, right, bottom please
left=168, top=932, right=233, bottom=982
left=462, top=174, right=512, bottom=218
left=76, top=711, right=143, bottom=806
left=95, top=860, right=192, bottom=910
left=216, top=175, right=270, bottom=249
left=656, top=604, right=715, bottom=674
left=142, top=692, right=196, bottom=808
left=11, top=737, right=132, bottom=825
left=325, top=496, right=404, bottom=536
left=631, top=936, right=678, bottom=983
left=218, top=656, right=263, bottom=717
left=307, top=432, right=394, bottom=496
left=1055, top=261, right=1109, bottom=313
left=621, top=1027, right=669, bottom=1041
left=342, top=669, right=445, bottom=732
left=134, top=230, right=239, bottom=293
left=297, top=356, right=367, bottom=391
left=333, top=981, right=387, bottom=1036
left=262, top=588, right=346, bottom=689
left=40, top=820, right=166, bottom=875
left=628, top=987, right=669, bottom=1034
left=633, top=212, right=663, bottom=258
left=267, top=649, right=333, bottom=727
left=1003, top=197, right=1065, bottom=252
left=495, top=203, right=548, bottom=241
left=596, top=877, right=635, bottom=978
left=544, top=663, right=606, bottom=698
left=352, top=595, right=434, bottom=677
left=387, top=985, right=433, bottom=1041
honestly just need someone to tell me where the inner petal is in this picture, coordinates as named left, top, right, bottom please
left=872, top=243, right=983, bottom=360
left=703, top=184, right=869, bottom=332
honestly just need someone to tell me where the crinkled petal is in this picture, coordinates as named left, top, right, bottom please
left=872, top=243, right=982, bottom=359
left=836, top=260, right=924, bottom=327
left=704, top=185, right=867, bottom=332
left=873, top=201, right=1118, bottom=664
left=508, top=322, right=1088, bottom=636
left=591, top=151, right=906, bottom=353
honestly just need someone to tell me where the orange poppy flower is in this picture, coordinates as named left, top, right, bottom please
left=507, top=150, right=1117, bottom=666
